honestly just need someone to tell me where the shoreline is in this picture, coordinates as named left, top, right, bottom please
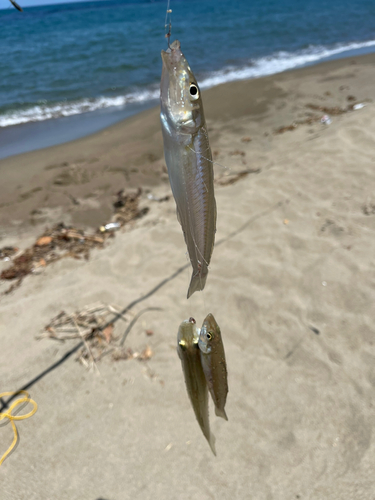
left=1, top=44, right=375, bottom=161
left=0, top=51, right=375, bottom=242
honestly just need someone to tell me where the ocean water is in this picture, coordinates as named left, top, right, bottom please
left=0, top=0, right=374, bottom=129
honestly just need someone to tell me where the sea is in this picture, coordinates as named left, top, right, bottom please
left=0, top=0, right=374, bottom=158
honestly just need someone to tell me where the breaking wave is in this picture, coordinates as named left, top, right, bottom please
left=199, top=39, right=375, bottom=88
left=0, top=88, right=160, bottom=127
left=1, top=39, right=375, bottom=128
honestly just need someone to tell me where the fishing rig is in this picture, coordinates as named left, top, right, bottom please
left=164, top=0, right=172, bottom=47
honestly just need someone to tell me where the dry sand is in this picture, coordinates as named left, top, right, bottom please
left=1, top=53, right=375, bottom=499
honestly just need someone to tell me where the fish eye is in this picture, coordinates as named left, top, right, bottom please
left=189, top=83, right=199, bottom=100
left=206, top=332, right=213, bottom=341
left=179, top=340, right=187, bottom=350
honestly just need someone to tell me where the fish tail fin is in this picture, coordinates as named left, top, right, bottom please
left=207, top=431, right=216, bottom=456
left=187, top=270, right=207, bottom=299
left=215, top=407, right=228, bottom=421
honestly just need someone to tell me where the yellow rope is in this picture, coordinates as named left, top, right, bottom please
left=0, top=391, right=37, bottom=466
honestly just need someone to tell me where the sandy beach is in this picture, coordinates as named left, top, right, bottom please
left=1, top=52, right=375, bottom=499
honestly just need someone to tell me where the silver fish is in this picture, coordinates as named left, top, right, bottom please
left=198, top=313, right=228, bottom=421
left=177, top=317, right=216, bottom=455
left=160, top=40, right=217, bottom=298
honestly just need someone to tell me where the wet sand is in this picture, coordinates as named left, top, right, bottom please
left=1, top=53, right=375, bottom=499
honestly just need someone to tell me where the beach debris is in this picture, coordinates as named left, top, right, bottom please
left=145, top=329, right=154, bottom=336
left=241, top=137, right=252, bottom=143
left=215, top=168, right=261, bottom=186
left=146, top=193, right=171, bottom=202
left=99, top=222, right=121, bottom=233
left=0, top=188, right=149, bottom=293
left=307, top=104, right=345, bottom=115
left=40, top=302, right=160, bottom=369
left=274, top=98, right=368, bottom=135
left=283, top=219, right=289, bottom=225
left=102, top=324, right=114, bottom=343
left=138, top=345, right=153, bottom=361
left=0, top=224, right=105, bottom=282
left=112, top=345, right=153, bottom=362
left=353, top=103, right=365, bottom=110
left=39, top=302, right=117, bottom=342
left=320, top=114, right=332, bottom=125
left=0, top=391, right=37, bottom=467
left=0, top=246, right=18, bottom=261
left=35, top=236, right=53, bottom=246
left=113, top=188, right=149, bottom=226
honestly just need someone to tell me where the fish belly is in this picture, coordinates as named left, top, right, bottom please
left=180, top=345, right=216, bottom=455
left=162, top=125, right=216, bottom=298
left=201, top=354, right=229, bottom=421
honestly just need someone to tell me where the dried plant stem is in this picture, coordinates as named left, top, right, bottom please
left=73, top=318, right=100, bottom=374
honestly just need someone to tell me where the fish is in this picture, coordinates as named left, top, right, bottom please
left=198, top=313, right=228, bottom=421
left=177, top=317, right=216, bottom=455
left=160, top=40, right=217, bottom=299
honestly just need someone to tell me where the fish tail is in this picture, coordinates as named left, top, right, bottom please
left=215, top=407, right=228, bottom=421
left=187, top=270, right=207, bottom=299
left=207, top=431, right=216, bottom=456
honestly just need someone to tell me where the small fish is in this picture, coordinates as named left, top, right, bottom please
left=160, top=40, right=217, bottom=298
left=198, top=313, right=228, bottom=421
left=177, top=317, right=216, bottom=455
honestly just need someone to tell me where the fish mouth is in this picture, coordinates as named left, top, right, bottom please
left=161, top=39, right=183, bottom=69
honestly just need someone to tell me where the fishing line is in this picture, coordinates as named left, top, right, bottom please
left=184, top=252, right=195, bottom=318
left=164, top=0, right=172, bottom=47
left=0, top=391, right=37, bottom=466
left=186, top=144, right=233, bottom=174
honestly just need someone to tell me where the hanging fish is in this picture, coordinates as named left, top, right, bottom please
left=177, top=317, right=216, bottom=455
left=160, top=40, right=217, bottom=298
left=198, top=313, right=228, bottom=421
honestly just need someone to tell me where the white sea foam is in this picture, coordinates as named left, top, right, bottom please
left=1, top=39, right=375, bottom=128
left=0, top=88, right=160, bottom=127
left=199, top=39, right=375, bottom=89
